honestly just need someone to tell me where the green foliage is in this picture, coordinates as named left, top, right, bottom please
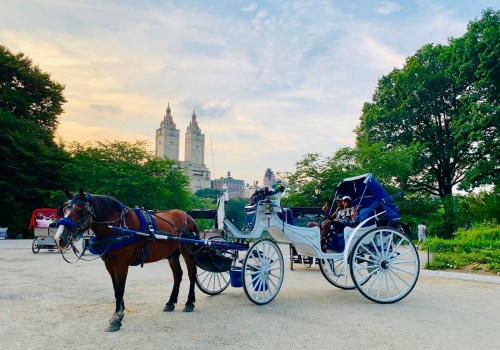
left=0, top=45, right=66, bottom=133
left=356, top=141, right=418, bottom=192
left=225, top=197, right=248, bottom=229
left=396, top=193, right=442, bottom=238
left=195, top=188, right=222, bottom=201
left=279, top=153, right=326, bottom=207
left=423, top=224, right=500, bottom=274
left=280, top=150, right=363, bottom=207
left=463, top=188, right=500, bottom=225
left=450, top=8, right=500, bottom=189
left=355, top=9, right=500, bottom=236
left=63, top=140, right=192, bottom=210
left=0, top=46, right=68, bottom=237
left=454, top=225, right=500, bottom=241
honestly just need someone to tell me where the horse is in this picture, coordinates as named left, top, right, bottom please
left=54, top=188, right=200, bottom=332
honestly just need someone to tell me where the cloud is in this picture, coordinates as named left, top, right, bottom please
left=375, top=1, right=402, bottom=15
left=0, top=0, right=493, bottom=184
left=241, top=3, right=258, bottom=13
left=90, top=104, right=124, bottom=113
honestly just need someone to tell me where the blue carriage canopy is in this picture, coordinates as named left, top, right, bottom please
left=329, top=173, right=401, bottom=223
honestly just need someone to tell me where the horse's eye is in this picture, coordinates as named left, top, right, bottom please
left=75, top=207, right=84, bottom=218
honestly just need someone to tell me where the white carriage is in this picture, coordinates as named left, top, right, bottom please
left=195, top=173, right=420, bottom=304
left=30, top=207, right=92, bottom=256
left=30, top=208, right=60, bottom=253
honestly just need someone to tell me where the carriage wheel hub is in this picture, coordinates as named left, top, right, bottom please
left=381, top=260, right=389, bottom=269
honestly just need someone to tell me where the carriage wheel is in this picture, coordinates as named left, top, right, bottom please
left=242, top=239, right=284, bottom=305
left=32, top=238, right=40, bottom=254
left=319, top=257, right=355, bottom=290
left=195, top=236, right=231, bottom=295
left=349, top=227, right=420, bottom=304
left=289, top=245, right=295, bottom=271
left=196, top=269, right=230, bottom=295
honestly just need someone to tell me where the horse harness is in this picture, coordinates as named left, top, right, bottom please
left=60, top=192, right=200, bottom=266
left=89, top=205, right=193, bottom=267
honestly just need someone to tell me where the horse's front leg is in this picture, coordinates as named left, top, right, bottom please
left=164, top=254, right=182, bottom=312
left=104, top=259, right=129, bottom=332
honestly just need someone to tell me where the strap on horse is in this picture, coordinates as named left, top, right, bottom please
left=131, top=208, right=158, bottom=267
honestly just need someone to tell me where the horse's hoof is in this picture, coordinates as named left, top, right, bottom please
left=183, top=305, right=195, bottom=312
left=163, top=304, right=175, bottom=312
left=105, top=320, right=121, bottom=332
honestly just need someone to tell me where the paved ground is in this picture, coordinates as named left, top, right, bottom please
left=1, top=239, right=499, bottom=350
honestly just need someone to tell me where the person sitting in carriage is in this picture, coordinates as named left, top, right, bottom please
left=322, top=196, right=359, bottom=251
left=309, top=196, right=358, bottom=252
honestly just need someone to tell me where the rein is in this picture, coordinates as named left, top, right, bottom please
left=149, top=211, right=204, bottom=256
left=59, top=192, right=203, bottom=262
left=57, top=193, right=128, bottom=263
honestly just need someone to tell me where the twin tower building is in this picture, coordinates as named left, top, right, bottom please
left=156, top=103, right=276, bottom=197
left=155, top=103, right=212, bottom=193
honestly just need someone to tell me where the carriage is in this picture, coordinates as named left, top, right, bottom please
left=30, top=208, right=92, bottom=255
left=55, top=173, right=420, bottom=331
left=30, top=208, right=60, bottom=253
left=190, top=173, right=420, bottom=304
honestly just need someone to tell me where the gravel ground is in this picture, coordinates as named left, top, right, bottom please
left=1, top=240, right=499, bottom=350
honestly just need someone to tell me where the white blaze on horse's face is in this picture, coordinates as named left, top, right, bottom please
left=54, top=206, right=71, bottom=251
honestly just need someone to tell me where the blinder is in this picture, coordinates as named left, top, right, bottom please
left=56, top=193, right=94, bottom=237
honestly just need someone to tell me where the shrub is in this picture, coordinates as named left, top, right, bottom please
left=453, top=225, right=500, bottom=241
left=424, top=224, right=500, bottom=274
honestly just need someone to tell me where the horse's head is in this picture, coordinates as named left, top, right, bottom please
left=54, top=188, right=94, bottom=251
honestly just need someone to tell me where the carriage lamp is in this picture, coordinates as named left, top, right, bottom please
left=264, top=196, right=273, bottom=215
left=314, top=179, right=322, bottom=201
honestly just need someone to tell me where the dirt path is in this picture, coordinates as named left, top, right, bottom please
left=1, top=241, right=499, bottom=349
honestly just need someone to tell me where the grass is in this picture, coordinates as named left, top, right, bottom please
left=421, top=224, right=500, bottom=275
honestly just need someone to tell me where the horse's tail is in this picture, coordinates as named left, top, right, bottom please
left=185, top=211, right=200, bottom=238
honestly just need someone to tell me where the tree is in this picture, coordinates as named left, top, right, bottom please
left=225, top=197, right=248, bottom=230
left=356, top=11, right=500, bottom=237
left=195, top=188, right=222, bottom=202
left=280, top=153, right=326, bottom=207
left=280, top=149, right=363, bottom=208
left=0, top=45, right=66, bottom=132
left=0, top=46, right=68, bottom=237
left=63, top=140, right=193, bottom=210
left=449, top=8, right=500, bottom=189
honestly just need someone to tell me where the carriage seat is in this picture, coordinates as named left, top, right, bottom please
left=321, top=199, right=376, bottom=253
left=242, top=204, right=258, bottom=231
left=354, top=207, right=377, bottom=226
left=244, top=204, right=258, bottom=212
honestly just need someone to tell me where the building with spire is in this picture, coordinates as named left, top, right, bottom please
left=156, top=104, right=180, bottom=160
left=185, top=111, right=204, bottom=165
left=155, top=104, right=211, bottom=193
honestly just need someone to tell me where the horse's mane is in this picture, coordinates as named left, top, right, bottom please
left=84, top=193, right=125, bottom=222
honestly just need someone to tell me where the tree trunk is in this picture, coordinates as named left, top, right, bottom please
left=441, top=194, right=455, bottom=239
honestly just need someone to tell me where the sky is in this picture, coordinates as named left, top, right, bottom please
left=1, top=0, right=498, bottom=186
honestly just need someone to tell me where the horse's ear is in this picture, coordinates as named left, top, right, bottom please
left=64, top=188, right=73, bottom=200
left=78, top=187, right=86, bottom=201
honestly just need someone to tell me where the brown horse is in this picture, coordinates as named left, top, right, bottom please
left=54, top=188, right=200, bottom=332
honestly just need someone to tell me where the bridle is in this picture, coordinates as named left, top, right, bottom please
left=56, top=193, right=126, bottom=262
left=57, top=194, right=95, bottom=236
